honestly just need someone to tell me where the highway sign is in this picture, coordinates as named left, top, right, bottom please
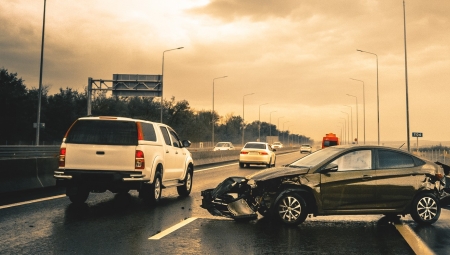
left=412, top=132, right=423, bottom=137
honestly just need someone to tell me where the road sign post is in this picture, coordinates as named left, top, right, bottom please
left=412, top=132, right=423, bottom=153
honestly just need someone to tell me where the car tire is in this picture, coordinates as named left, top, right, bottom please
left=239, top=162, right=245, bottom=168
left=67, top=186, right=89, bottom=204
left=274, top=192, right=308, bottom=225
left=410, top=193, right=441, bottom=225
left=272, top=157, right=276, bottom=167
left=266, top=159, right=272, bottom=168
left=177, top=166, right=193, bottom=197
left=148, top=172, right=162, bottom=204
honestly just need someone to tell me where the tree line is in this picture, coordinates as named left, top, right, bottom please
left=0, top=68, right=311, bottom=146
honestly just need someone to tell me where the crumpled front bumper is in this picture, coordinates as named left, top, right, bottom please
left=201, top=177, right=257, bottom=220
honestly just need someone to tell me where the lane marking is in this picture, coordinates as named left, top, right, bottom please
left=0, top=194, right=66, bottom=210
left=395, top=222, right=435, bottom=255
left=149, top=217, right=198, bottom=240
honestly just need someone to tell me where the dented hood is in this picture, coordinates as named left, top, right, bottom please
left=246, top=166, right=310, bottom=181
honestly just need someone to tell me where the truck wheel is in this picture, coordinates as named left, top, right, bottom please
left=67, top=186, right=89, bottom=204
left=177, top=166, right=193, bottom=197
left=148, top=172, right=162, bottom=204
left=410, top=193, right=441, bottom=225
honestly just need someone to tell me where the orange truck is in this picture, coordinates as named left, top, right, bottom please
left=322, top=133, right=339, bottom=148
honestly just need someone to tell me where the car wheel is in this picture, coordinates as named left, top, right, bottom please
left=266, top=159, right=272, bottom=168
left=177, top=166, right=193, bottom=197
left=410, top=193, right=441, bottom=225
left=272, top=157, right=276, bottom=167
left=274, top=192, right=308, bottom=225
left=147, top=172, right=162, bottom=204
left=239, top=162, right=245, bottom=168
left=67, top=186, right=89, bottom=204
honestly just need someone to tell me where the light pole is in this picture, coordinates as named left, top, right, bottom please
left=357, top=49, right=379, bottom=145
left=347, top=94, right=359, bottom=144
left=343, top=105, right=353, bottom=143
left=350, top=78, right=365, bottom=144
left=35, top=0, right=47, bottom=145
left=258, top=103, right=268, bottom=141
left=242, top=93, right=254, bottom=146
left=212, top=76, right=228, bottom=146
left=283, top=121, right=290, bottom=144
left=277, top=116, right=284, bottom=141
left=340, top=118, right=347, bottom=144
left=269, top=111, right=277, bottom=136
left=161, top=46, right=184, bottom=123
left=341, top=111, right=350, bottom=144
left=337, top=124, right=343, bottom=144
left=403, top=0, right=411, bottom=151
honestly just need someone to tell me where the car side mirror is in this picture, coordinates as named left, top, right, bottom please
left=323, top=163, right=338, bottom=172
left=182, top=140, right=191, bottom=148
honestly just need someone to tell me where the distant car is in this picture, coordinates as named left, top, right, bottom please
left=300, top=144, right=312, bottom=153
left=239, top=142, right=276, bottom=168
left=202, top=145, right=447, bottom=226
left=272, top=142, right=283, bottom=149
left=213, top=142, right=235, bottom=151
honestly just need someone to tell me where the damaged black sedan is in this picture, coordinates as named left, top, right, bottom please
left=201, top=145, right=447, bottom=226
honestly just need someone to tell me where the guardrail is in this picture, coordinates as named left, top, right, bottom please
left=0, top=146, right=299, bottom=194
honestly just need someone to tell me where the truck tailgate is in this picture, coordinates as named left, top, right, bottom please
left=64, top=144, right=136, bottom=171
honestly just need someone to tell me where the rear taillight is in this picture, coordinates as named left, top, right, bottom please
left=259, top=152, right=268, bottom=155
left=59, top=148, right=66, bottom=167
left=240, top=151, right=249, bottom=154
left=135, top=150, right=145, bottom=169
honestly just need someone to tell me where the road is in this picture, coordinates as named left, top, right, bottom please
left=1, top=152, right=449, bottom=254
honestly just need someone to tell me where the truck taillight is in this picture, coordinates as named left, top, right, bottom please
left=135, top=150, right=145, bottom=169
left=59, top=148, right=66, bottom=167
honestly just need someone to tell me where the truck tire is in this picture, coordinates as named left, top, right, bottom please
left=148, top=172, right=162, bottom=204
left=67, top=186, right=89, bottom=204
left=177, top=166, right=193, bottom=197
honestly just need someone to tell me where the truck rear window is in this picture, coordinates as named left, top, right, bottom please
left=65, top=120, right=138, bottom=145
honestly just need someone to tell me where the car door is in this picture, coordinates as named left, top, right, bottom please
left=375, top=149, right=420, bottom=210
left=320, top=149, right=377, bottom=211
left=159, top=126, right=184, bottom=180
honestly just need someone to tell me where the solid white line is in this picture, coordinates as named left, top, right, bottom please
left=0, top=194, right=66, bottom=210
left=148, top=217, right=198, bottom=240
left=394, top=222, right=435, bottom=255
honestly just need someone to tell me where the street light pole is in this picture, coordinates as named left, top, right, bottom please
left=403, top=0, right=411, bottom=152
left=283, top=121, right=290, bottom=145
left=269, top=111, right=277, bottom=136
left=212, top=76, right=228, bottom=146
left=357, top=49, right=380, bottom=145
left=277, top=116, right=284, bottom=142
left=343, top=105, right=353, bottom=143
left=347, top=94, right=359, bottom=144
left=341, top=111, right=350, bottom=144
left=242, top=93, right=254, bottom=146
left=258, top=103, right=268, bottom=141
left=340, top=118, right=346, bottom=144
left=35, top=0, right=46, bottom=146
left=161, top=46, right=184, bottom=123
left=350, top=78, right=365, bottom=144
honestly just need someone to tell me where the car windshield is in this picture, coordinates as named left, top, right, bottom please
left=289, top=147, right=343, bottom=168
left=216, top=143, right=229, bottom=147
left=245, top=143, right=266, bottom=149
left=301, top=145, right=310, bottom=147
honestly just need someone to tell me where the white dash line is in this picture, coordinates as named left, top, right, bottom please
left=149, top=217, right=198, bottom=240
left=0, top=194, right=66, bottom=210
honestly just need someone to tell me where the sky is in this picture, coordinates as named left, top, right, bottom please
left=1, top=0, right=450, bottom=144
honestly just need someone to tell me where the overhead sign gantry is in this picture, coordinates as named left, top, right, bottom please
left=87, top=74, right=162, bottom=115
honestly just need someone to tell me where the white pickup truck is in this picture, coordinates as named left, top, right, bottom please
left=54, top=116, right=194, bottom=204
